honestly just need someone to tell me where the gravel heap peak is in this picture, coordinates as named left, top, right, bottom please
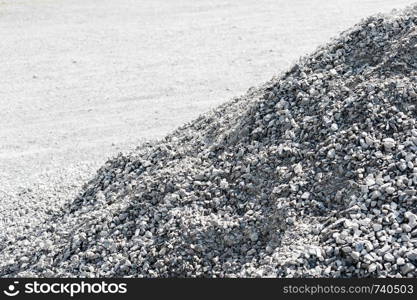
left=3, top=6, right=417, bottom=278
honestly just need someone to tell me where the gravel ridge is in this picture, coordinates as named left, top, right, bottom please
left=2, top=6, right=417, bottom=277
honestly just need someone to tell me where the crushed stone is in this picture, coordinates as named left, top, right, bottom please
left=2, top=6, right=417, bottom=277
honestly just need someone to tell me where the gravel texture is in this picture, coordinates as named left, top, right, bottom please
left=3, top=5, right=417, bottom=278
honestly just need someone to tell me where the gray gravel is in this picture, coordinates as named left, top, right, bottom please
left=2, top=5, right=417, bottom=278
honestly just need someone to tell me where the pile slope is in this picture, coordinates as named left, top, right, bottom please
left=2, top=6, right=417, bottom=277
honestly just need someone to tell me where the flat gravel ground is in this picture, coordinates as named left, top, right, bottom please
left=0, top=0, right=415, bottom=201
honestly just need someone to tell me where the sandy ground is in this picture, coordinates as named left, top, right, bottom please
left=1, top=0, right=416, bottom=199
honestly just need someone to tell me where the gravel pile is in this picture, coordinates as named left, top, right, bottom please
left=3, top=6, right=417, bottom=278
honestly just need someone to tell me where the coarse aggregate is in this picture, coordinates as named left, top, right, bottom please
left=2, top=6, right=417, bottom=278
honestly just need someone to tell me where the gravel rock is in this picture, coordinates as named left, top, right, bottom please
left=401, top=263, right=415, bottom=275
left=397, top=257, right=406, bottom=266
left=384, top=253, right=395, bottom=263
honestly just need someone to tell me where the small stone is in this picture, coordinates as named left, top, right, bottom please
left=407, top=251, right=417, bottom=261
left=85, top=251, right=97, bottom=260
left=384, top=253, right=395, bottom=262
left=383, top=138, right=396, bottom=150
left=301, top=192, right=310, bottom=200
left=405, top=212, right=417, bottom=228
left=397, top=257, right=405, bottom=266
left=372, top=223, right=383, bottom=232
left=342, top=246, right=352, bottom=254
left=293, top=163, right=303, bottom=175
left=351, top=251, right=360, bottom=261
left=220, top=179, right=229, bottom=190
left=327, top=149, right=336, bottom=158
left=19, top=256, right=29, bottom=263
left=365, top=175, right=375, bottom=186
left=371, top=190, right=382, bottom=200
left=249, top=232, right=259, bottom=242
left=385, top=186, right=395, bottom=195
left=379, top=245, right=390, bottom=254
left=401, top=263, right=415, bottom=275
left=368, top=263, right=377, bottom=273
left=364, top=241, right=374, bottom=252
left=402, top=224, right=412, bottom=233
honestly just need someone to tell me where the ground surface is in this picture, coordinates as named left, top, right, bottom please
left=0, top=0, right=415, bottom=200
